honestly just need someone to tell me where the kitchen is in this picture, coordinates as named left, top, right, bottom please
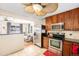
left=0, top=3, right=79, bottom=56
left=44, top=7, right=79, bottom=56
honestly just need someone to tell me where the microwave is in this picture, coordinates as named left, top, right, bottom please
left=51, top=23, right=64, bottom=31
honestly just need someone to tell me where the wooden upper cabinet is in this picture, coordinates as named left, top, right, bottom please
left=57, top=13, right=65, bottom=23
left=64, top=8, right=79, bottom=31
left=71, top=8, right=79, bottom=31
left=64, top=11, right=70, bottom=30
left=64, top=11, right=74, bottom=30
left=45, top=8, right=79, bottom=31
left=45, top=16, right=52, bottom=31
left=51, top=15, right=58, bottom=24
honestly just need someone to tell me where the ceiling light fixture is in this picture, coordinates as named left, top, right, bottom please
left=23, top=3, right=58, bottom=16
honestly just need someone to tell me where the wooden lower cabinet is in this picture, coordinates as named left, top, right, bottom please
left=43, top=37, right=49, bottom=49
left=63, top=40, right=72, bottom=56
left=63, top=40, right=79, bottom=56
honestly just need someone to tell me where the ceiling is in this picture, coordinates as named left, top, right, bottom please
left=0, top=3, right=79, bottom=19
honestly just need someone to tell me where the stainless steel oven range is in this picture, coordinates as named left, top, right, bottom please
left=49, top=33, right=65, bottom=55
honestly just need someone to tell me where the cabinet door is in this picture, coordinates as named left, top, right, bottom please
left=71, top=8, right=79, bottom=31
left=64, top=11, right=74, bottom=30
left=57, top=13, right=65, bottom=23
left=51, top=15, right=58, bottom=24
left=63, top=41, right=72, bottom=56
left=64, top=8, right=79, bottom=31
left=43, top=37, right=49, bottom=49
left=45, top=17, right=52, bottom=31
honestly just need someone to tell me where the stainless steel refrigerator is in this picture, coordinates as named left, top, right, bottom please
left=33, top=25, right=47, bottom=48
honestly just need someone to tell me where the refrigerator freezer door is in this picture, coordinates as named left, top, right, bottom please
left=33, top=27, right=41, bottom=47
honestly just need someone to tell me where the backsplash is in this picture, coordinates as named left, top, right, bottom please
left=63, top=31, right=79, bottom=40
left=48, top=31, right=79, bottom=40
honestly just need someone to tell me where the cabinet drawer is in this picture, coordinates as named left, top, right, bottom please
left=64, top=40, right=71, bottom=45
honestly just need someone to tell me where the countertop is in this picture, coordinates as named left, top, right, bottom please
left=65, top=38, right=79, bottom=43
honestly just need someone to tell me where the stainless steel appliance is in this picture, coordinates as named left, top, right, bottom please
left=49, top=33, right=65, bottom=55
left=34, top=26, right=42, bottom=47
left=33, top=25, right=47, bottom=48
left=51, top=23, right=64, bottom=31
left=49, top=39, right=62, bottom=51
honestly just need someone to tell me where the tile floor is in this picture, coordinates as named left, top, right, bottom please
left=9, top=42, right=47, bottom=56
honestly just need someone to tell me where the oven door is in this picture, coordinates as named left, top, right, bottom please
left=49, top=39, right=62, bottom=51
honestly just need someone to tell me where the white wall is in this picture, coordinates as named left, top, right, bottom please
left=0, top=9, right=42, bottom=26
left=0, top=8, right=42, bottom=36
left=0, top=8, right=42, bottom=55
left=0, top=34, right=24, bottom=55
